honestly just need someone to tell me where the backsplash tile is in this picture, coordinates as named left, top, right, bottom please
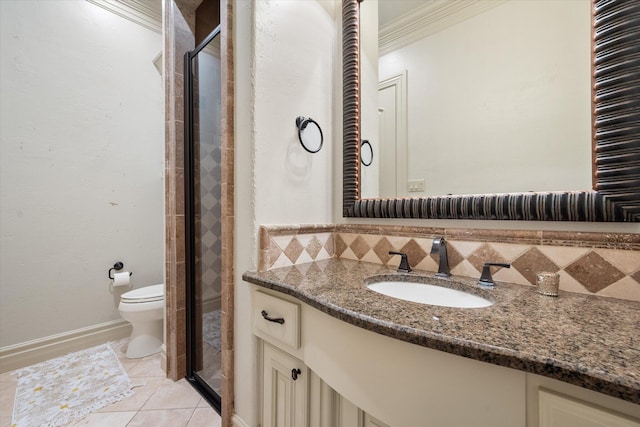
left=261, top=227, right=334, bottom=270
left=466, top=243, right=507, bottom=273
left=372, top=237, right=393, bottom=264
left=258, top=225, right=640, bottom=302
left=564, top=252, right=625, bottom=293
left=511, top=247, right=560, bottom=285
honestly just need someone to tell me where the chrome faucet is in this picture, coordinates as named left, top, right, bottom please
left=477, top=262, right=511, bottom=287
left=389, top=251, right=412, bottom=273
left=430, top=237, right=450, bottom=278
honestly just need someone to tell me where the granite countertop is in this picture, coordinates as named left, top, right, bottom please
left=242, top=259, right=640, bottom=404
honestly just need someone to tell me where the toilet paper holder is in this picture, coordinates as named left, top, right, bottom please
left=108, top=261, right=133, bottom=280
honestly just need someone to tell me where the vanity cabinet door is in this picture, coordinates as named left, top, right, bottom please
left=336, top=394, right=360, bottom=427
left=362, top=413, right=390, bottom=427
left=308, top=370, right=338, bottom=427
left=539, top=389, right=640, bottom=427
left=262, top=342, right=308, bottom=427
left=335, top=394, right=391, bottom=427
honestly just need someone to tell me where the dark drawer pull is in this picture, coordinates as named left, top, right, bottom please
left=261, top=310, right=285, bottom=324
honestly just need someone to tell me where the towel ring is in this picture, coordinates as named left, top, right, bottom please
left=295, top=116, right=323, bottom=153
left=361, top=139, right=373, bottom=166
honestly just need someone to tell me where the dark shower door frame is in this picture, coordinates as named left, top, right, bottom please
left=184, top=25, right=222, bottom=414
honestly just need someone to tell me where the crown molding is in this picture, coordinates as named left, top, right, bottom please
left=379, top=0, right=506, bottom=56
left=86, top=0, right=162, bottom=33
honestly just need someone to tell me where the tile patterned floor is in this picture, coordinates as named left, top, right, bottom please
left=0, top=339, right=221, bottom=427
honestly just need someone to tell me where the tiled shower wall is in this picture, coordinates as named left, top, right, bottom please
left=259, top=225, right=640, bottom=302
left=164, top=0, right=195, bottom=381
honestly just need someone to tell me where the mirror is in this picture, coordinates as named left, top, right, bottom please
left=342, top=0, right=640, bottom=222
left=361, top=0, right=591, bottom=198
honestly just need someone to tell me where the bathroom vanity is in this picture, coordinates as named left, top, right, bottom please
left=243, top=259, right=640, bottom=427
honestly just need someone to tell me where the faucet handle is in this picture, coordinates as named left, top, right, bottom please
left=389, top=251, right=412, bottom=273
left=478, top=262, right=511, bottom=287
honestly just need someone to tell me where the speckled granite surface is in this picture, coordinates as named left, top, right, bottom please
left=243, top=259, right=640, bottom=404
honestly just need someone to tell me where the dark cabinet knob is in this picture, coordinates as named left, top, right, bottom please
left=291, top=368, right=301, bottom=381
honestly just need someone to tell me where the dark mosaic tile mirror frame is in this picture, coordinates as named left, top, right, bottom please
left=342, top=0, right=640, bottom=222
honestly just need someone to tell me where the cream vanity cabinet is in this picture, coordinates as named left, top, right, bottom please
left=253, top=290, right=388, bottom=427
left=527, top=375, right=640, bottom=427
left=251, top=288, right=640, bottom=427
left=253, top=290, right=307, bottom=427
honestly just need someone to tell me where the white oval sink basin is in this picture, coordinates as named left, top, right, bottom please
left=367, top=281, right=493, bottom=308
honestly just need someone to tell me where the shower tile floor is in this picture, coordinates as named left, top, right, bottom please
left=198, top=341, right=222, bottom=394
left=0, top=339, right=221, bottom=427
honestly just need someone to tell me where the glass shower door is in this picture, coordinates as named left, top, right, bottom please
left=185, top=27, right=222, bottom=412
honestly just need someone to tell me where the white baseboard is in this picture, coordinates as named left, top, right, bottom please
left=0, top=319, right=132, bottom=373
left=232, top=413, right=251, bottom=427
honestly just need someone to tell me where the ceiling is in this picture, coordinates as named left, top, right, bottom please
left=378, top=0, right=426, bottom=27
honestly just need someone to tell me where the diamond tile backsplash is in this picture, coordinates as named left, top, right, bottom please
left=259, top=225, right=640, bottom=302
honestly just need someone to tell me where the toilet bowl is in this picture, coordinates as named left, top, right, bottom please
left=118, top=284, right=164, bottom=359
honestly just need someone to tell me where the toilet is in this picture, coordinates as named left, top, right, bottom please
left=118, top=284, right=164, bottom=359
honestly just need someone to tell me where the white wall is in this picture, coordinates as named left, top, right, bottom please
left=0, top=1, right=164, bottom=348
left=234, top=0, right=338, bottom=424
left=252, top=1, right=335, bottom=225
left=377, top=0, right=592, bottom=196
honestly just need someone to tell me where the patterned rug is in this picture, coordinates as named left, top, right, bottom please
left=12, top=343, right=132, bottom=427
left=203, top=310, right=221, bottom=351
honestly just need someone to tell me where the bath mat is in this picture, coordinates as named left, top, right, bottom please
left=203, top=309, right=222, bottom=351
left=12, top=343, right=133, bottom=427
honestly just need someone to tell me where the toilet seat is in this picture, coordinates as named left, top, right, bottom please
left=121, top=284, right=164, bottom=304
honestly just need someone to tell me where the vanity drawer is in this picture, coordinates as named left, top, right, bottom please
left=252, top=290, right=300, bottom=350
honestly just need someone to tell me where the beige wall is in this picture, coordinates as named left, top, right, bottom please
left=0, top=1, right=164, bottom=348
left=234, top=0, right=339, bottom=424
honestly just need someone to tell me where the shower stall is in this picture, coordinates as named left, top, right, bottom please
left=184, top=26, right=222, bottom=412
